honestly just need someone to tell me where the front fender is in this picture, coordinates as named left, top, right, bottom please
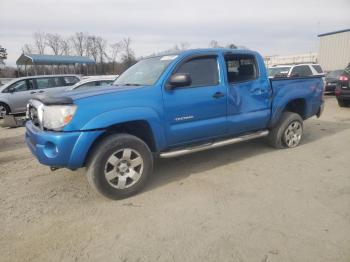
left=81, top=107, right=166, bottom=152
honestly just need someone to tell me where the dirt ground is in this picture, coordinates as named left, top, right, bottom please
left=0, top=96, right=349, bottom=262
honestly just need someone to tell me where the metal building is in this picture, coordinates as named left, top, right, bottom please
left=16, top=53, right=95, bottom=76
left=318, top=29, right=350, bottom=71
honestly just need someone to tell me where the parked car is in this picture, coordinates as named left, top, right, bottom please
left=335, top=63, right=350, bottom=107
left=325, top=70, right=343, bottom=93
left=66, top=76, right=117, bottom=91
left=268, top=64, right=324, bottom=78
left=25, top=49, right=324, bottom=199
left=0, top=75, right=80, bottom=118
left=81, top=75, right=118, bottom=80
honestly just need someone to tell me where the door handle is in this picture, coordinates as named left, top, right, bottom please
left=212, top=92, right=225, bottom=99
left=30, top=91, right=37, bottom=94
left=251, top=87, right=265, bottom=95
left=38, top=90, right=45, bottom=93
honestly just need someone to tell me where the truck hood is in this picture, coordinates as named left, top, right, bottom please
left=32, top=84, right=148, bottom=106
left=64, top=85, right=146, bottom=101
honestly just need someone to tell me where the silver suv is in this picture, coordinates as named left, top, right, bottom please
left=268, top=64, right=324, bottom=78
left=0, top=75, right=80, bottom=117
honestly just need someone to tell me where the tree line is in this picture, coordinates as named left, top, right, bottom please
left=20, top=32, right=136, bottom=75
left=0, top=32, right=239, bottom=77
left=21, top=32, right=238, bottom=72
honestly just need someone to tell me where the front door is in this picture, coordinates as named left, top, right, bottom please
left=162, top=55, right=227, bottom=146
left=7, top=79, right=37, bottom=113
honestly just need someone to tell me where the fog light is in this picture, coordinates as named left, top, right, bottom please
left=43, top=142, right=58, bottom=158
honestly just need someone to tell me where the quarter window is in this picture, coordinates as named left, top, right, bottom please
left=312, top=65, right=323, bottom=74
left=225, top=55, right=258, bottom=83
left=99, top=80, right=113, bottom=85
left=290, top=66, right=312, bottom=77
left=174, top=57, right=219, bottom=87
left=75, top=81, right=97, bottom=89
left=63, top=76, right=79, bottom=86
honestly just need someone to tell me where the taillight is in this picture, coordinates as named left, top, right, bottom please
left=339, top=75, right=349, bottom=81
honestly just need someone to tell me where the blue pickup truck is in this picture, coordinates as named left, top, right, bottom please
left=25, top=48, right=324, bottom=199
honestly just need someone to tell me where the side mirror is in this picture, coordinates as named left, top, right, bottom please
left=290, top=73, right=300, bottom=78
left=166, top=73, right=192, bottom=90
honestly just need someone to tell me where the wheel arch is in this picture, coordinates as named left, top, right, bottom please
left=84, top=119, right=159, bottom=167
left=269, top=98, right=307, bottom=127
left=283, top=98, right=306, bottom=119
left=0, top=101, right=11, bottom=115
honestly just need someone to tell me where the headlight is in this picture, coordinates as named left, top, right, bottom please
left=42, top=105, right=77, bottom=131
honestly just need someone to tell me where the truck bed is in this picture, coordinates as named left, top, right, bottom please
left=269, top=75, right=324, bottom=126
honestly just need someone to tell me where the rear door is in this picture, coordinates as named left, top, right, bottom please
left=7, top=79, right=37, bottom=113
left=162, top=55, right=227, bottom=146
left=224, top=53, right=271, bottom=135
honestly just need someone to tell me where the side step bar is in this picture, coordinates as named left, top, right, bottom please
left=159, top=130, right=269, bottom=158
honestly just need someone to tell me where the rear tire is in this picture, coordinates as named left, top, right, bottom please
left=86, top=133, right=153, bottom=200
left=0, top=103, right=10, bottom=119
left=337, top=99, right=348, bottom=107
left=268, top=112, right=303, bottom=149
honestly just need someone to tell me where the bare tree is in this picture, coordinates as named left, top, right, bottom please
left=226, top=43, right=237, bottom=49
left=46, top=33, right=62, bottom=55
left=33, top=32, right=46, bottom=54
left=87, top=36, right=99, bottom=62
left=22, top=44, right=34, bottom=54
left=121, top=38, right=136, bottom=68
left=179, top=42, right=190, bottom=50
left=0, top=45, right=7, bottom=65
left=93, top=36, right=107, bottom=73
left=71, top=32, right=86, bottom=56
left=108, top=41, right=122, bottom=73
left=209, top=40, right=220, bottom=48
left=85, top=35, right=99, bottom=73
left=60, top=38, right=71, bottom=56
left=96, top=37, right=107, bottom=62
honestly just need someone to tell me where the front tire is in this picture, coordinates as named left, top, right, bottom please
left=86, top=133, right=153, bottom=199
left=268, top=112, right=303, bottom=149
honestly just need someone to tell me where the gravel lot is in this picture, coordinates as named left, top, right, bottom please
left=0, top=96, right=349, bottom=262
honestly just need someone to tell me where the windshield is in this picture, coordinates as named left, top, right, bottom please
left=326, top=70, right=343, bottom=78
left=268, top=67, right=291, bottom=77
left=113, top=56, right=177, bottom=86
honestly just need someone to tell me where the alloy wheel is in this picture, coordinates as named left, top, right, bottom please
left=104, top=148, right=144, bottom=189
left=284, top=121, right=302, bottom=148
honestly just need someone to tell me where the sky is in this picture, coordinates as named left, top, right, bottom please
left=1, top=0, right=349, bottom=66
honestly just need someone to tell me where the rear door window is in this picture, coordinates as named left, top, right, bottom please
left=290, top=66, right=313, bottom=77
left=225, top=54, right=258, bottom=83
left=35, top=77, right=65, bottom=89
